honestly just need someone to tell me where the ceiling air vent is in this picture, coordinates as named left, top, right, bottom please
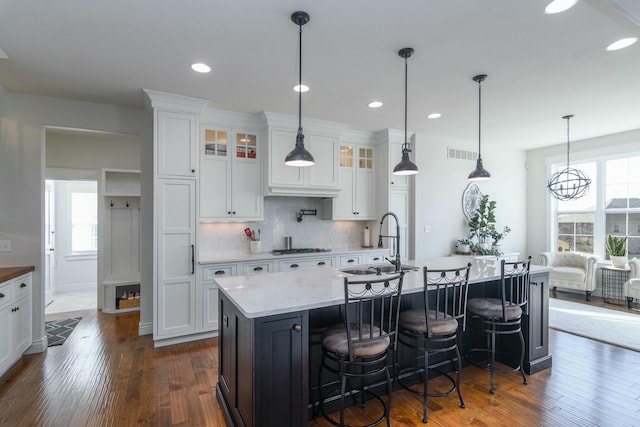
left=447, top=147, right=478, bottom=161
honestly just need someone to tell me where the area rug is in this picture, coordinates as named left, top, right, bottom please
left=45, top=317, right=82, bottom=347
left=548, top=299, right=640, bottom=352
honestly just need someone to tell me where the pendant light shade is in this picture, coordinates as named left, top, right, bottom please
left=468, top=74, right=491, bottom=181
left=285, top=11, right=314, bottom=167
left=393, top=47, right=418, bottom=176
left=547, top=115, right=591, bottom=200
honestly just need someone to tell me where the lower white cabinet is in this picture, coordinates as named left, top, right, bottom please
left=0, top=272, right=33, bottom=377
left=202, top=282, right=219, bottom=330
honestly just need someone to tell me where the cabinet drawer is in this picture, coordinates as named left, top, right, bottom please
left=243, top=261, right=275, bottom=275
left=278, top=257, right=334, bottom=272
left=203, top=265, right=237, bottom=280
left=339, top=255, right=362, bottom=266
left=0, top=281, right=12, bottom=310
left=366, top=253, right=385, bottom=264
left=13, top=274, right=32, bottom=299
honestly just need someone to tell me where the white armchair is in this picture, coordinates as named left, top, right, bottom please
left=624, top=258, right=640, bottom=308
left=539, top=251, right=599, bottom=301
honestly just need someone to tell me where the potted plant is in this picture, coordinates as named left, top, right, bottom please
left=606, top=234, right=628, bottom=268
left=468, top=195, right=496, bottom=249
left=456, top=239, right=471, bottom=254
left=490, top=226, right=511, bottom=250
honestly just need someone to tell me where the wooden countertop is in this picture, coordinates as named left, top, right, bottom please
left=0, top=266, right=35, bottom=283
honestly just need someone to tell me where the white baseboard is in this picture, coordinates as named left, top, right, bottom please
left=138, top=321, right=153, bottom=336
left=25, top=335, right=48, bottom=354
left=153, top=330, right=218, bottom=348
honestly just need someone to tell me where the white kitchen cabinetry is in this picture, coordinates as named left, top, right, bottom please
left=0, top=272, right=33, bottom=377
left=199, top=125, right=262, bottom=221
left=156, top=110, right=199, bottom=178
left=156, top=179, right=197, bottom=338
left=339, top=254, right=363, bottom=266
left=278, top=256, right=335, bottom=272
left=324, top=135, right=377, bottom=220
left=263, top=112, right=346, bottom=197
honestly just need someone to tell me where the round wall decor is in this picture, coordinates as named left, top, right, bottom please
left=462, top=183, right=483, bottom=221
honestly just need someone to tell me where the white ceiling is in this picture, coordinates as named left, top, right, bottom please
left=0, top=0, right=638, bottom=150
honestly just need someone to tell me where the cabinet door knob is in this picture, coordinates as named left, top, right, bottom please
left=0, top=293, right=4, bottom=298
left=292, top=324, right=302, bottom=332
left=191, top=169, right=195, bottom=173
left=20, top=283, right=27, bottom=288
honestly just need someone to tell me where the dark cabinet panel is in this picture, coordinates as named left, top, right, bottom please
left=524, top=272, right=552, bottom=373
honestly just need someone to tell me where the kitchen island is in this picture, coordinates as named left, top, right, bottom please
left=215, top=256, right=552, bottom=427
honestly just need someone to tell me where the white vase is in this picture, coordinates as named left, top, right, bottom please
left=610, top=255, right=627, bottom=268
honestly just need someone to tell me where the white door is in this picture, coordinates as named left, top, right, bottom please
left=44, top=180, right=56, bottom=305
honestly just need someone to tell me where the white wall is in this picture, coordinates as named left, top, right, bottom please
left=0, top=89, right=151, bottom=351
left=413, top=132, right=528, bottom=259
left=526, top=128, right=640, bottom=261
left=46, top=131, right=141, bottom=170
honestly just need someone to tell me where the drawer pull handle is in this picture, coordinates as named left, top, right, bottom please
left=292, top=324, right=302, bottom=332
left=318, top=262, right=326, bottom=266
left=253, top=266, right=263, bottom=271
left=214, top=270, right=226, bottom=275
left=20, top=283, right=27, bottom=288
left=290, top=264, right=299, bottom=268
left=347, top=259, right=355, bottom=263
left=0, top=293, right=4, bottom=298
left=373, top=257, right=380, bottom=261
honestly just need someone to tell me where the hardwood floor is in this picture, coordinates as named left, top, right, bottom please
left=1, top=304, right=638, bottom=426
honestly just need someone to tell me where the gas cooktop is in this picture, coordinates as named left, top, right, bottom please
left=271, top=248, right=332, bottom=256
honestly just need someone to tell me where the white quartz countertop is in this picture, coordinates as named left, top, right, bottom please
left=199, top=247, right=386, bottom=264
left=215, top=256, right=552, bottom=319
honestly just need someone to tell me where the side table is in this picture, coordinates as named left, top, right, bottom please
left=601, top=265, right=630, bottom=305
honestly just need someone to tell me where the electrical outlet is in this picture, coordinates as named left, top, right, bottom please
left=0, top=240, right=12, bottom=251
left=424, top=225, right=431, bottom=233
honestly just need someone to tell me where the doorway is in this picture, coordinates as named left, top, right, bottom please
left=45, top=179, right=98, bottom=314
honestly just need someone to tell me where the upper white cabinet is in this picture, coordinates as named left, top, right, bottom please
left=156, top=111, right=198, bottom=178
left=325, top=130, right=377, bottom=220
left=199, top=124, right=263, bottom=221
left=263, top=112, right=346, bottom=197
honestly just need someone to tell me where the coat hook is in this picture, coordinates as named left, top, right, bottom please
left=110, top=200, right=114, bottom=207
left=126, top=201, right=129, bottom=207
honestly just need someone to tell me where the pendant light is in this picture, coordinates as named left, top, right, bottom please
left=393, top=47, right=419, bottom=176
left=547, top=115, right=591, bottom=200
left=468, top=74, right=491, bottom=181
left=285, top=11, right=314, bottom=167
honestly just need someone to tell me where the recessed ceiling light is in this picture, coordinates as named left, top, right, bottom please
left=368, top=101, right=383, bottom=108
left=427, top=113, right=441, bottom=119
left=544, top=0, right=579, bottom=14
left=605, top=37, right=638, bottom=51
left=191, top=63, right=211, bottom=73
left=293, top=84, right=309, bottom=92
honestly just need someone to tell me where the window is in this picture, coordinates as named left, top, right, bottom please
left=550, top=154, right=640, bottom=259
left=554, top=162, right=596, bottom=253
left=71, top=191, right=97, bottom=253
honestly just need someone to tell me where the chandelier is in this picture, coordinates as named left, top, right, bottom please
left=547, top=114, right=591, bottom=200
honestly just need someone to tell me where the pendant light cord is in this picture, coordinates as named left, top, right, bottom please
left=477, top=78, right=482, bottom=160
left=297, top=24, right=303, bottom=135
left=565, top=115, right=571, bottom=169
left=404, top=55, right=408, bottom=152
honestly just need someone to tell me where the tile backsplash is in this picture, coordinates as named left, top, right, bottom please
left=199, top=197, right=377, bottom=260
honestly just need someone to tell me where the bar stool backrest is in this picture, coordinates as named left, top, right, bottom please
left=343, top=272, right=404, bottom=360
left=500, top=257, right=532, bottom=320
left=424, top=263, right=472, bottom=335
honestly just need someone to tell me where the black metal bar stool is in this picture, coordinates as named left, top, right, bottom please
left=318, top=272, right=404, bottom=427
left=396, top=263, right=471, bottom=423
left=465, top=256, right=531, bottom=394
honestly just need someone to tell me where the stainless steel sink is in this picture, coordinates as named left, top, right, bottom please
left=340, top=265, right=420, bottom=275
